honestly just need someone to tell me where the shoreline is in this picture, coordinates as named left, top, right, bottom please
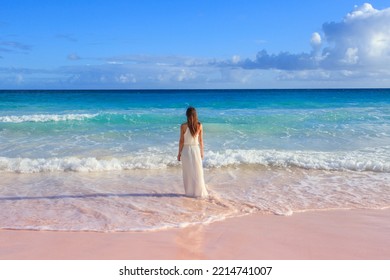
left=1, top=208, right=389, bottom=260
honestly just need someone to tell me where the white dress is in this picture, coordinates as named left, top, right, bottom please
left=181, top=127, right=208, bottom=198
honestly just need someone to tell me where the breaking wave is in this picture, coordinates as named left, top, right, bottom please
left=1, top=147, right=390, bottom=173
left=0, top=113, right=98, bottom=123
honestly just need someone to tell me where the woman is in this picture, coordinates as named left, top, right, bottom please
left=177, top=107, right=208, bottom=198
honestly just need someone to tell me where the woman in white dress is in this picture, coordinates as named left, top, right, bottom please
left=177, top=107, right=208, bottom=198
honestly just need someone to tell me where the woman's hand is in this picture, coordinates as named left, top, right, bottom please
left=177, top=153, right=181, bottom=161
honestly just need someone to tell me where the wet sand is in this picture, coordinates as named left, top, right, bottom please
left=1, top=209, right=389, bottom=260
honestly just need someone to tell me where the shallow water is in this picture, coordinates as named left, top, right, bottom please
left=0, top=166, right=389, bottom=232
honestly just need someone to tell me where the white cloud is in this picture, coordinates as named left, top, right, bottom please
left=236, top=3, right=390, bottom=72
left=310, top=32, right=322, bottom=58
left=322, top=3, right=390, bottom=68
left=310, top=32, right=322, bottom=47
left=231, top=55, right=241, bottom=64
left=346, top=3, right=378, bottom=20
left=117, top=74, right=137, bottom=84
left=213, top=3, right=390, bottom=87
left=342, top=47, right=359, bottom=65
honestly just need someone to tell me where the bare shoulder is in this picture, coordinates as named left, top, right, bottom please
left=181, top=123, right=187, bottom=132
left=198, top=122, right=203, bottom=134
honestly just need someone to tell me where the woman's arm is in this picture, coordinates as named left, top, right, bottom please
left=199, top=123, right=204, bottom=159
left=177, top=124, right=185, bottom=161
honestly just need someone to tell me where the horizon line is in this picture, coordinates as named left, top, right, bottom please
left=1, top=87, right=390, bottom=92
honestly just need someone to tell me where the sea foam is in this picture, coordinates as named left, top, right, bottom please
left=0, top=113, right=98, bottom=123
left=0, top=155, right=178, bottom=173
left=1, top=147, right=389, bottom=173
left=204, top=148, right=390, bottom=172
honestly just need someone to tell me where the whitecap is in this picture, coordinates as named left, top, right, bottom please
left=0, top=113, right=98, bottom=123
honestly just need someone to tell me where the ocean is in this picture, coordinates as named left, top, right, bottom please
left=1, top=89, right=390, bottom=232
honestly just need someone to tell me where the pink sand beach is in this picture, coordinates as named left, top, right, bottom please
left=1, top=209, right=389, bottom=260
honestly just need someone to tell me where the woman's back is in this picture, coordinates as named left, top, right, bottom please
left=183, top=125, right=199, bottom=146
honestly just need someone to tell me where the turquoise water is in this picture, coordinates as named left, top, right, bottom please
left=1, top=89, right=390, bottom=231
left=2, top=89, right=390, bottom=167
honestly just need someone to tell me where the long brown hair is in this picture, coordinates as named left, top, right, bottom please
left=186, top=107, right=200, bottom=137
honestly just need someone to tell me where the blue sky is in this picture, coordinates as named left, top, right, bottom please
left=1, top=0, right=390, bottom=89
